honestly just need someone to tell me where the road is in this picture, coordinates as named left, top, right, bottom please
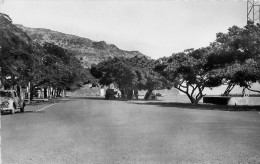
left=1, top=97, right=260, bottom=164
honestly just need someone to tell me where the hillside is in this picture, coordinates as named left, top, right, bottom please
left=16, top=25, right=147, bottom=68
left=0, top=14, right=32, bottom=51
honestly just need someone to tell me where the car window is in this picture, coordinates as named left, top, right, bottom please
left=0, top=91, right=12, bottom=98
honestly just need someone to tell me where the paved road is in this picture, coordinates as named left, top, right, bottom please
left=1, top=98, right=260, bottom=164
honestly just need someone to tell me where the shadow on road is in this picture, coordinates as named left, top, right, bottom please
left=27, top=98, right=77, bottom=106
left=1, top=110, right=45, bottom=115
left=130, top=101, right=260, bottom=111
left=67, top=96, right=106, bottom=100
left=67, top=96, right=130, bottom=101
left=66, top=96, right=260, bottom=111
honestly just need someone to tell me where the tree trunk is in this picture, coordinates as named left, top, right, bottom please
left=49, top=87, right=52, bottom=99
left=16, top=85, right=21, bottom=97
left=175, top=85, right=204, bottom=104
left=28, top=82, right=31, bottom=104
left=44, top=88, right=47, bottom=98
left=56, top=89, right=60, bottom=97
left=127, top=90, right=133, bottom=99
left=144, top=89, right=153, bottom=100
left=187, top=95, right=195, bottom=104
left=28, top=82, right=35, bottom=102
left=223, top=83, right=235, bottom=96
left=54, top=89, right=57, bottom=98
left=61, top=89, right=65, bottom=98
left=120, top=89, right=126, bottom=99
left=134, top=90, right=138, bottom=100
left=186, top=94, right=202, bottom=104
left=29, top=87, right=34, bottom=101
left=242, top=87, right=246, bottom=97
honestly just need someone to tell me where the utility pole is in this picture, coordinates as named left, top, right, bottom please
left=247, top=0, right=260, bottom=24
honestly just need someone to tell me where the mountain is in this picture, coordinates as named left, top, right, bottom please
left=16, top=25, right=147, bottom=68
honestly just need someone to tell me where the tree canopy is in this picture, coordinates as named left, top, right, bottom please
left=90, top=56, right=170, bottom=99
left=0, top=13, right=93, bottom=98
left=0, top=13, right=37, bottom=88
left=156, top=47, right=223, bottom=104
left=207, top=22, right=260, bottom=95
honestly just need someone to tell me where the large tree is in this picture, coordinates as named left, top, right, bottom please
left=0, top=13, right=39, bottom=88
left=91, top=57, right=138, bottom=99
left=208, top=22, right=260, bottom=95
left=91, top=56, right=170, bottom=100
left=27, top=43, right=91, bottom=98
left=157, top=47, right=222, bottom=104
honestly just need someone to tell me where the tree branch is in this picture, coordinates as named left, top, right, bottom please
left=246, top=87, right=260, bottom=94
left=191, top=85, right=198, bottom=97
left=176, top=85, right=187, bottom=94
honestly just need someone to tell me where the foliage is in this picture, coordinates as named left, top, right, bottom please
left=90, top=56, right=170, bottom=99
left=208, top=22, right=260, bottom=95
left=157, top=47, right=223, bottom=104
left=29, top=43, right=92, bottom=91
left=0, top=13, right=92, bottom=98
left=0, top=13, right=38, bottom=88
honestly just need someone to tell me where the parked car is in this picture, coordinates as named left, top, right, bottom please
left=155, top=93, right=164, bottom=97
left=0, top=90, right=25, bottom=114
left=105, top=89, right=117, bottom=100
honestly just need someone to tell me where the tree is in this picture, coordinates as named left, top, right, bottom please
left=209, top=22, right=260, bottom=95
left=29, top=43, right=91, bottom=97
left=157, top=47, right=222, bottom=104
left=91, top=56, right=170, bottom=100
left=127, top=56, right=171, bottom=100
left=91, top=57, right=138, bottom=99
left=0, top=13, right=39, bottom=88
left=222, top=60, right=260, bottom=95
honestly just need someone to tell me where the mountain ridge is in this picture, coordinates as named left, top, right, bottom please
left=16, top=24, right=148, bottom=68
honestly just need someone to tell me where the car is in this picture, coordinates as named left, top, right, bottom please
left=105, top=89, right=117, bottom=100
left=155, top=93, right=164, bottom=97
left=0, top=90, right=25, bottom=114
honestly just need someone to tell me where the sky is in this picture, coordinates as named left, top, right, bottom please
left=1, top=0, right=247, bottom=59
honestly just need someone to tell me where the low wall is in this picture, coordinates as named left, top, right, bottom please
left=203, top=96, right=231, bottom=105
left=228, top=97, right=260, bottom=106
left=203, top=96, right=260, bottom=106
